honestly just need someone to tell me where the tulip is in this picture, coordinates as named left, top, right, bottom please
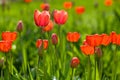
left=53, top=10, right=68, bottom=25
left=86, top=34, right=102, bottom=46
left=0, top=41, right=12, bottom=53
left=67, top=32, right=80, bottom=42
left=80, top=45, right=94, bottom=55
left=75, top=6, right=85, bottom=14
left=2, top=31, right=17, bottom=42
left=63, top=1, right=72, bottom=9
left=51, top=33, right=58, bottom=45
left=104, top=0, right=113, bottom=6
left=16, top=20, right=23, bottom=33
left=70, top=57, right=80, bottom=68
left=43, top=20, right=53, bottom=32
left=34, top=10, right=50, bottom=27
left=101, top=34, right=111, bottom=46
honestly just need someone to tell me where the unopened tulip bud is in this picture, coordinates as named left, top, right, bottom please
left=70, top=57, right=80, bottom=68
left=51, top=33, right=58, bottom=45
left=16, top=20, right=23, bottom=32
left=95, top=47, right=102, bottom=57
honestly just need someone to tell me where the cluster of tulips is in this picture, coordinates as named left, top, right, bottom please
left=80, top=31, right=120, bottom=56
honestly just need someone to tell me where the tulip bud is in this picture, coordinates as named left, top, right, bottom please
left=16, top=20, right=23, bottom=33
left=95, top=47, right=102, bottom=57
left=70, top=57, right=80, bottom=68
left=51, top=33, right=58, bottom=45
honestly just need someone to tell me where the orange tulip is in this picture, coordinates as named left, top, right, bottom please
left=24, top=0, right=32, bottom=3
left=0, top=41, right=12, bottom=53
left=104, top=0, right=113, bottom=6
left=36, top=39, right=48, bottom=50
left=63, top=1, right=72, bottom=9
left=86, top=34, right=102, bottom=46
left=67, top=32, right=80, bottom=42
left=80, top=45, right=94, bottom=56
left=75, top=6, right=85, bottom=14
left=2, top=31, right=17, bottom=42
left=110, top=31, right=117, bottom=44
left=70, top=57, right=80, bottom=68
left=101, top=34, right=111, bottom=46
left=43, top=40, right=48, bottom=49
left=43, top=20, right=53, bottom=32
left=40, top=3, right=50, bottom=11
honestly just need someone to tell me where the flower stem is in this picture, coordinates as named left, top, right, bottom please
left=88, top=55, right=91, bottom=80
left=112, top=45, right=118, bottom=80
left=94, top=54, right=96, bottom=80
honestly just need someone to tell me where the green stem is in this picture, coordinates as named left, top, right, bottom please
left=71, top=68, right=74, bottom=80
left=88, top=55, right=91, bottom=80
left=94, top=54, right=96, bottom=80
left=112, top=45, right=117, bottom=80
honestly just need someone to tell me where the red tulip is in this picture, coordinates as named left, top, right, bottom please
left=36, top=39, right=48, bottom=50
left=40, top=3, right=50, bottom=11
left=80, top=45, right=94, bottom=56
left=34, top=10, right=50, bottom=27
left=104, top=0, right=113, bottom=6
left=75, top=6, right=85, bottom=14
left=63, top=1, right=72, bottom=9
left=53, top=10, right=68, bottom=25
left=43, top=20, right=54, bottom=32
left=86, top=34, right=102, bottom=46
left=110, top=31, right=117, bottom=44
left=51, top=33, right=58, bottom=45
left=115, top=34, right=120, bottom=45
left=67, top=32, right=80, bottom=42
left=2, top=31, right=17, bottom=42
left=0, top=41, right=12, bottom=53
left=101, top=34, right=111, bottom=46
left=70, top=57, right=80, bottom=68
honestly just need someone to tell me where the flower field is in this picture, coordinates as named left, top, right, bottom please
left=0, top=0, right=120, bottom=80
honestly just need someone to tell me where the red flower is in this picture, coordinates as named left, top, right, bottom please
left=63, top=1, right=72, bottom=9
left=80, top=45, right=94, bottom=56
left=101, top=34, right=111, bottom=46
left=43, top=40, right=48, bottom=49
left=110, top=31, right=117, bottom=44
left=24, top=0, right=32, bottom=3
left=70, top=57, right=80, bottom=68
left=116, top=34, right=120, bottom=45
left=53, top=10, right=68, bottom=25
left=51, top=33, right=58, bottom=45
left=36, top=39, right=48, bottom=50
left=75, top=6, right=85, bottom=14
left=43, top=20, right=54, bottom=32
left=0, top=41, right=12, bottom=53
left=36, top=39, right=42, bottom=48
left=34, top=10, right=50, bottom=27
left=67, top=32, right=80, bottom=42
left=40, top=3, right=50, bottom=11
left=2, top=31, right=17, bottom=42
left=104, top=0, right=113, bottom=6
left=86, top=34, right=102, bottom=46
